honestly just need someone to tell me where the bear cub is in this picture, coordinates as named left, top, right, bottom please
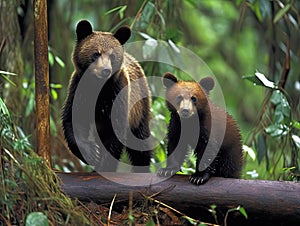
left=158, top=72, right=243, bottom=185
left=62, top=20, right=152, bottom=171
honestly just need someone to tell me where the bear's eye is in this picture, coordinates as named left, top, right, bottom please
left=92, top=52, right=101, bottom=61
left=176, top=95, right=183, bottom=104
left=191, top=96, right=197, bottom=103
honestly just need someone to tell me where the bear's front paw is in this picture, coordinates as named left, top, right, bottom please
left=157, top=167, right=179, bottom=177
left=189, top=172, right=211, bottom=185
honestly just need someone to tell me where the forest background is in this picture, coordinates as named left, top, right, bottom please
left=1, top=0, right=299, bottom=181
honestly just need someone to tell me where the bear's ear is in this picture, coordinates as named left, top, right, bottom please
left=114, top=26, right=131, bottom=45
left=76, top=20, right=93, bottom=43
left=199, top=76, right=215, bottom=94
left=162, top=72, right=178, bottom=88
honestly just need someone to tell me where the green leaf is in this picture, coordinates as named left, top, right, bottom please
left=277, top=102, right=290, bottom=118
left=50, top=83, right=63, bottom=89
left=118, top=5, right=127, bottom=19
left=137, top=1, right=155, bottom=30
left=182, top=216, right=198, bottom=225
left=128, top=214, right=135, bottom=221
left=0, top=70, right=17, bottom=86
left=168, top=39, right=180, bottom=53
left=243, top=71, right=277, bottom=89
left=238, top=206, right=248, bottom=219
left=255, top=71, right=276, bottom=88
left=270, top=90, right=283, bottom=105
left=0, top=97, right=10, bottom=116
left=256, top=133, right=266, bottom=163
left=209, top=204, right=217, bottom=215
left=145, top=219, right=155, bottom=226
left=292, top=135, right=300, bottom=149
left=274, top=109, right=284, bottom=124
left=292, top=120, right=300, bottom=130
left=270, top=90, right=290, bottom=124
left=253, top=0, right=263, bottom=21
left=50, top=115, right=58, bottom=136
left=104, top=5, right=127, bottom=16
left=155, top=146, right=166, bottom=162
left=198, top=223, right=207, bottom=226
left=243, top=145, right=256, bottom=161
left=273, top=3, right=291, bottom=23
left=26, top=212, right=49, bottom=226
left=55, top=56, right=65, bottom=68
left=210, top=204, right=217, bottom=210
left=258, top=0, right=271, bottom=20
left=265, top=124, right=288, bottom=137
left=0, top=74, right=16, bottom=86
left=51, top=89, right=58, bottom=100
left=0, top=70, right=17, bottom=76
left=48, top=52, right=54, bottom=66
left=243, top=75, right=262, bottom=85
left=139, top=32, right=153, bottom=40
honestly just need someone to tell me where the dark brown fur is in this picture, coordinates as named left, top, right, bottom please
left=62, top=20, right=151, bottom=171
left=158, top=72, right=243, bottom=185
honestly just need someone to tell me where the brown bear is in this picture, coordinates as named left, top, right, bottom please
left=158, top=72, right=243, bottom=185
left=62, top=20, right=152, bottom=171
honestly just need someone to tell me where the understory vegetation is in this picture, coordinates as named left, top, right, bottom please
left=0, top=0, right=299, bottom=225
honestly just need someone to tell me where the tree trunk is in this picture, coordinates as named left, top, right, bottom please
left=58, top=172, right=300, bottom=226
left=0, top=0, right=24, bottom=112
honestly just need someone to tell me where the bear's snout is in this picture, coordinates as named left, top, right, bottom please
left=101, top=68, right=112, bottom=78
left=180, top=109, right=191, bottom=118
left=178, top=98, right=194, bottom=118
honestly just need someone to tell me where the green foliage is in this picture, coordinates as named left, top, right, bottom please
left=244, top=70, right=299, bottom=180
left=49, top=47, right=65, bottom=68
left=25, top=212, right=49, bottom=226
left=1, top=1, right=299, bottom=214
left=6, top=1, right=297, bottom=225
left=273, top=3, right=291, bottom=23
left=145, top=218, right=155, bottom=226
left=0, top=96, right=91, bottom=225
left=36, top=0, right=300, bottom=179
left=224, top=205, right=248, bottom=226
left=20, top=49, right=64, bottom=141
left=104, top=5, right=127, bottom=20
left=241, top=0, right=300, bottom=180
left=0, top=96, right=32, bottom=151
left=0, top=70, right=17, bottom=86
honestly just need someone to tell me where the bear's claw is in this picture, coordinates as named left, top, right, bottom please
left=189, top=172, right=211, bottom=185
left=157, top=167, right=179, bottom=177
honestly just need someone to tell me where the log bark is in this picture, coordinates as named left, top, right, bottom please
left=58, top=172, right=300, bottom=226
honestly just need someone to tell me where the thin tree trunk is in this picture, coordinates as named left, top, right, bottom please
left=0, top=0, right=24, bottom=112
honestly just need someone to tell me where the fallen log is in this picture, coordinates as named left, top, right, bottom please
left=57, top=172, right=300, bottom=225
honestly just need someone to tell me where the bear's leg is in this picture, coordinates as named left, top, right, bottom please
left=189, top=158, right=218, bottom=185
left=126, top=148, right=151, bottom=170
left=63, top=121, right=88, bottom=163
left=189, top=145, right=219, bottom=185
left=157, top=121, right=189, bottom=177
left=126, top=124, right=151, bottom=172
left=157, top=141, right=188, bottom=177
left=92, top=136, right=124, bottom=172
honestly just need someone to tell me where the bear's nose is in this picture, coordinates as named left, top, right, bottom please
left=180, top=109, right=190, bottom=118
left=101, top=68, right=112, bottom=78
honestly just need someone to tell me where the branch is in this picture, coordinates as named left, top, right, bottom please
left=58, top=172, right=300, bottom=226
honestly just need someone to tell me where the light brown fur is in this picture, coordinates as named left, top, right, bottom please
left=158, top=72, right=243, bottom=185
